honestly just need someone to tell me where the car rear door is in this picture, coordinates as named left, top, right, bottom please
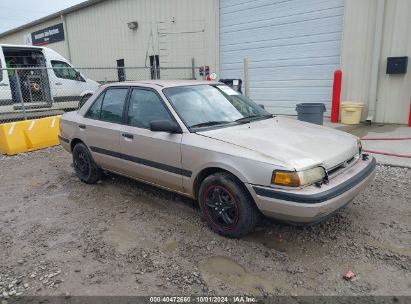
left=117, top=87, right=185, bottom=192
left=80, top=87, right=129, bottom=173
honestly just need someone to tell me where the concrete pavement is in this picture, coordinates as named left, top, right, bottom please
left=334, top=123, right=411, bottom=168
left=282, top=115, right=411, bottom=168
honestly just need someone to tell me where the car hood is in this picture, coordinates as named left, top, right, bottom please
left=196, top=117, right=359, bottom=170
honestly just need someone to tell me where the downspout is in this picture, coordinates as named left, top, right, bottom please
left=61, top=14, right=72, bottom=62
left=366, top=0, right=386, bottom=122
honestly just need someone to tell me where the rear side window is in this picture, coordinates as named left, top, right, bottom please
left=100, top=88, right=128, bottom=123
left=86, top=88, right=128, bottom=123
left=86, top=93, right=105, bottom=119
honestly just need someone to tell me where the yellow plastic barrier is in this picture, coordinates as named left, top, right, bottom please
left=0, top=116, right=61, bottom=156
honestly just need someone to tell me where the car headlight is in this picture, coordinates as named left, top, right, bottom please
left=271, top=167, right=326, bottom=187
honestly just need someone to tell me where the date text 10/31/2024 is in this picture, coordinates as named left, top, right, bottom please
left=149, top=296, right=257, bottom=303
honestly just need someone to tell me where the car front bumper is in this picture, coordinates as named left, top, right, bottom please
left=246, top=156, right=376, bottom=224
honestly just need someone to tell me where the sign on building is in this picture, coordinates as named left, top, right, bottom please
left=31, top=23, right=65, bottom=46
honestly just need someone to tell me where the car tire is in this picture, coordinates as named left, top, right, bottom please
left=198, top=172, right=260, bottom=238
left=72, top=143, right=102, bottom=184
left=79, top=94, right=91, bottom=109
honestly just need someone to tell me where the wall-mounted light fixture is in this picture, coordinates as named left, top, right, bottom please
left=127, top=21, right=138, bottom=30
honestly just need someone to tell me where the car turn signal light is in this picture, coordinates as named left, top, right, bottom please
left=271, top=171, right=301, bottom=187
left=272, top=167, right=326, bottom=187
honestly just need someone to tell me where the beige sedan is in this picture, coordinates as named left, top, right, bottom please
left=59, top=80, right=376, bottom=238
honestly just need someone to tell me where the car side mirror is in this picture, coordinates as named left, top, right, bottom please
left=150, top=120, right=182, bottom=133
left=258, top=104, right=265, bottom=109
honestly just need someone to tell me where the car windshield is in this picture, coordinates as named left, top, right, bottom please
left=163, top=84, right=272, bottom=129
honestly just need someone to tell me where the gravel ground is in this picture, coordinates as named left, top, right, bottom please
left=0, top=146, right=410, bottom=298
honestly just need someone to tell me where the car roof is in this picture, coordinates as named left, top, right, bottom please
left=102, top=80, right=222, bottom=89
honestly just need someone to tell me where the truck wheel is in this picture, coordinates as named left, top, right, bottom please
left=72, top=143, right=101, bottom=184
left=198, top=172, right=260, bottom=238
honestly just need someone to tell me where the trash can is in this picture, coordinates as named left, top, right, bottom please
left=219, top=79, right=242, bottom=93
left=340, top=103, right=364, bottom=125
left=296, top=103, right=326, bottom=125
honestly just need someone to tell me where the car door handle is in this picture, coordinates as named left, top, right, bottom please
left=55, top=82, right=62, bottom=85
left=0, top=83, right=8, bottom=87
left=79, top=124, right=86, bottom=130
left=122, top=133, right=134, bottom=139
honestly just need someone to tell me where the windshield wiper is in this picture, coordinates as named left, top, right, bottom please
left=190, top=121, right=232, bottom=128
left=235, top=114, right=273, bottom=124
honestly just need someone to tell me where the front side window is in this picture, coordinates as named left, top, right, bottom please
left=163, top=85, right=271, bottom=129
left=127, top=89, right=173, bottom=129
left=51, top=60, right=78, bottom=80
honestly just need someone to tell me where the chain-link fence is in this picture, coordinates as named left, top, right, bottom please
left=0, top=65, right=207, bottom=123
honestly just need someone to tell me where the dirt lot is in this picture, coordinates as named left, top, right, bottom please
left=0, top=146, right=410, bottom=297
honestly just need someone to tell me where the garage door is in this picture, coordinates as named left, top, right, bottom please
left=219, top=0, right=345, bottom=115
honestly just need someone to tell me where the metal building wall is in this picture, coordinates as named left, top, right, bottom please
left=0, top=0, right=218, bottom=81
left=219, top=0, right=345, bottom=115
left=65, top=0, right=218, bottom=79
left=341, top=0, right=411, bottom=124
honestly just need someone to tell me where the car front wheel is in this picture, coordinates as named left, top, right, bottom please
left=198, top=172, right=260, bottom=238
left=72, top=143, right=101, bottom=184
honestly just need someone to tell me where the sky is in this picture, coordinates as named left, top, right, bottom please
left=0, top=0, right=85, bottom=33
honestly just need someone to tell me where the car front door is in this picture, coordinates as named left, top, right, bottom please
left=118, top=87, right=185, bottom=192
left=80, top=87, right=129, bottom=173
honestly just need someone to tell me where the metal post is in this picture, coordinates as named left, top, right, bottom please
left=153, top=57, right=158, bottom=80
left=244, top=57, right=249, bottom=98
left=366, top=0, right=386, bottom=122
left=331, top=70, right=343, bottom=123
left=203, top=65, right=207, bottom=80
left=15, top=72, right=27, bottom=120
left=191, top=58, right=196, bottom=80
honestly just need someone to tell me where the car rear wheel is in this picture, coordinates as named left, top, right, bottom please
left=199, top=172, right=260, bottom=238
left=72, top=143, right=101, bottom=184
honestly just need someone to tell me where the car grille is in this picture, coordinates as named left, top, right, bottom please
left=326, top=155, right=359, bottom=179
